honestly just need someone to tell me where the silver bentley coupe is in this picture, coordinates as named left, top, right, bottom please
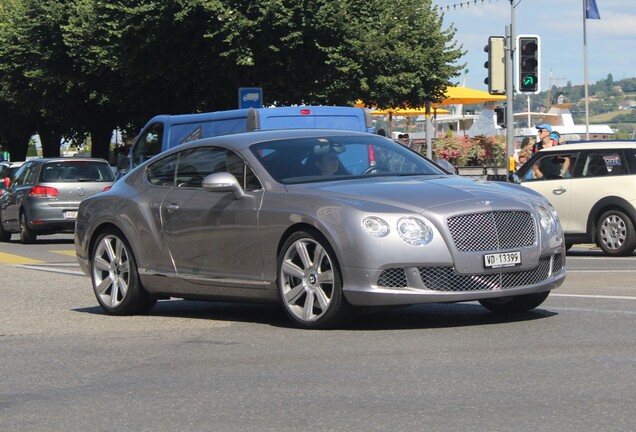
left=75, top=129, right=567, bottom=328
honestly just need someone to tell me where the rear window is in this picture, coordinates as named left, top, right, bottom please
left=40, top=161, right=115, bottom=182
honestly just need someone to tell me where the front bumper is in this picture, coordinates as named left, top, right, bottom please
left=342, top=252, right=567, bottom=306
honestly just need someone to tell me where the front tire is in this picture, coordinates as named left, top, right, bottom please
left=19, top=212, right=36, bottom=244
left=277, top=230, right=349, bottom=329
left=596, top=210, right=636, bottom=256
left=91, top=229, right=156, bottom=315
left=479, top=291, right=550, bottom=313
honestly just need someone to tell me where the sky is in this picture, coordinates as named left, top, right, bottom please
left=433, top=0, right=635, bottom=91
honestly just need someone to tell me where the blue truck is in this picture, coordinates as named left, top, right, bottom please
left=128, top=106, right=374, bottom=169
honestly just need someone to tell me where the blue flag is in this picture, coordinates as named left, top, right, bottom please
left=586, top=0, right=601, bottom=19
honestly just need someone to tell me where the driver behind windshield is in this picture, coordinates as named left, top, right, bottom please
left=306, top=146, right=348, bottom=176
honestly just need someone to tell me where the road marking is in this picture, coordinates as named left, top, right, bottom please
left=552, top=293, right=636, bottom=301
left=13, top=263, right=85, bottom=276
left=51, top=250, right=76, bottom=257
left=567, top=269, right=636, bottom=273
left=0, top=252, right=43, bottom=265
left=568, top=256, right=636, bottom=260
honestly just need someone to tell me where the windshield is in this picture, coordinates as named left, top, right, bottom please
left=251, top=135, right=446, bottom=184
left=40, top=161, right=115, bottom=182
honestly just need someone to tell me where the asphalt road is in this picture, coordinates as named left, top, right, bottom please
left=1, top=237, right=635, bottom=431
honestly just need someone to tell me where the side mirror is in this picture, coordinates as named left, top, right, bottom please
left=202, top=172, right=245, bottom=199
left=508, top=172, right=520, bottom=184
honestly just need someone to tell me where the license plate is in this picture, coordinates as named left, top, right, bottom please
left=484, top=251, right=521, bottom=268
left=64, top=211, right=78, bottom=220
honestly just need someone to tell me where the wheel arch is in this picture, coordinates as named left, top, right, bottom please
left=88, top=222, right=127, bottom=264
left=587, top=196, right=636, bottom=243
left=275, top=223, right=345, bottom=280
left=276, top=223, right=331, bottom=258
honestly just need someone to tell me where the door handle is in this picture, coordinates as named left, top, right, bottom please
left=552, top=186, right=566, bottom=195
left=163, top=204, right=179, bottom=213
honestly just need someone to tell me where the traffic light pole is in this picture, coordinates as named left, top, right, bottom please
left=505, top=2, right=516, bottom=173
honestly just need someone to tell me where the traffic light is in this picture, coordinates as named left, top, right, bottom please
left=517, top=35, right=540, bottom=93
left=484, top=36, right=505, bottom=95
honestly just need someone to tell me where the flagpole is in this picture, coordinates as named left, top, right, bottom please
left=583, top=0, right=590, bottom=140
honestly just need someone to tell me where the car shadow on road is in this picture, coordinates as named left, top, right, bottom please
left=6, top=237, right=75, bottom=245
left=343, top=303, right=557, bottom=330
left=75, top=300, right=558, bottom=330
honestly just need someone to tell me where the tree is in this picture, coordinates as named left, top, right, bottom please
left=212, top=0, right=464, bottom=107
left=0, top=0, right=466, bottom=159
left=0, top=0, right=77, bottom=157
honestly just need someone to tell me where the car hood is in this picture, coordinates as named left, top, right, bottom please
left=286, top=175, right=545, bottom=213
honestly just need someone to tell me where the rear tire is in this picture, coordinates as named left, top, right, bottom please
left=91, top=229, right=156, bottom=315
left=596, top=210, right=636, bottom=256
left=479, top=291, right=550, bottom=313
left=19, top=212, right=36, bottom=244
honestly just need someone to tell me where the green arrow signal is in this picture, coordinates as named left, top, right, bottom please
left=523, top=76, right=535, bottom=85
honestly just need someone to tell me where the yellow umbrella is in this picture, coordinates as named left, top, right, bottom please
left=434, top=86, right=506, bottom=106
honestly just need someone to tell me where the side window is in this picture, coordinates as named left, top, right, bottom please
left=216, top=150, right=261, bottom=191
left=172, top=123, right=203, bottom=146
left=605, top=153, right=626, bottom=175
left=10, top=163, right=31, bottom=187
left=173, top=146, right=261, bottom=191
left=174, top=147, right=225, bottom=188
left=147, top=153, right=179, bottom=187
left=131, top=123, right=164, bottom=168
left=154, top=146, right=262, bottom=191
left=523, top=153, right=575, bottom=181
left=575, top=151, right=625, bottom=178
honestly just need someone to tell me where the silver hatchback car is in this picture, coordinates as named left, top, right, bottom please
left=75, top=130, right=567, bottom=328
left=0, top=157, right=114, bottom=243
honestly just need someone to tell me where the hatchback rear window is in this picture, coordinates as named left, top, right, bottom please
left=40, top=161, right=115, bottom=182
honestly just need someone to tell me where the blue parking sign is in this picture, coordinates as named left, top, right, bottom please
left=238, top=87, right=263, bottom=109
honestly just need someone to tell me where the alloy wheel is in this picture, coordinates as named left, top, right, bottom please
left=279, top=237, right=336, bottom=323
left=92, top=234, right=131, bottom=308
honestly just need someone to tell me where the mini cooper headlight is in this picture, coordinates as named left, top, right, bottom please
left=361, top=216, right=390, bottom=238
left=397, top=217, right=433, bottom=246
left=537, top=206, right=554, bottom=234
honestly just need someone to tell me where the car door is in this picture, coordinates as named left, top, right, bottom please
left=566, top=150, right=629, bottom=234
left=519, top=151, right=577, bottom=231
left=160, top=146, right=265, bottom=287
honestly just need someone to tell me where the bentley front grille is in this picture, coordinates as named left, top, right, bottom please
left=447, top=211, right=535, bottom=252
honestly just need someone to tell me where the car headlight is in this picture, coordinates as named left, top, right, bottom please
left=537, top=206, right=554, bottom=234
left=548, top=203, right=560, bottom=223
left=397, top=217, right=433, bottom=246
left=361, top=216, right=390, bottom=238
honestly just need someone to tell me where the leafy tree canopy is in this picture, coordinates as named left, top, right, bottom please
left=0, top=0, right=465, bottom=158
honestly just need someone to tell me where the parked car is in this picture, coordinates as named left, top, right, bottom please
left=75, top=129, right=566, bottom=329
left=514, top=141, right=636, bottom=256
left=0, top=161, right=25, bottom=195
left=0, top=158, right=114, bottom=243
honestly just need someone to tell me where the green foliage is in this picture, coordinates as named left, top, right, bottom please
left=609, top=111, right=636, bottom=123
left=0, top=0, right=467, bottom=157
